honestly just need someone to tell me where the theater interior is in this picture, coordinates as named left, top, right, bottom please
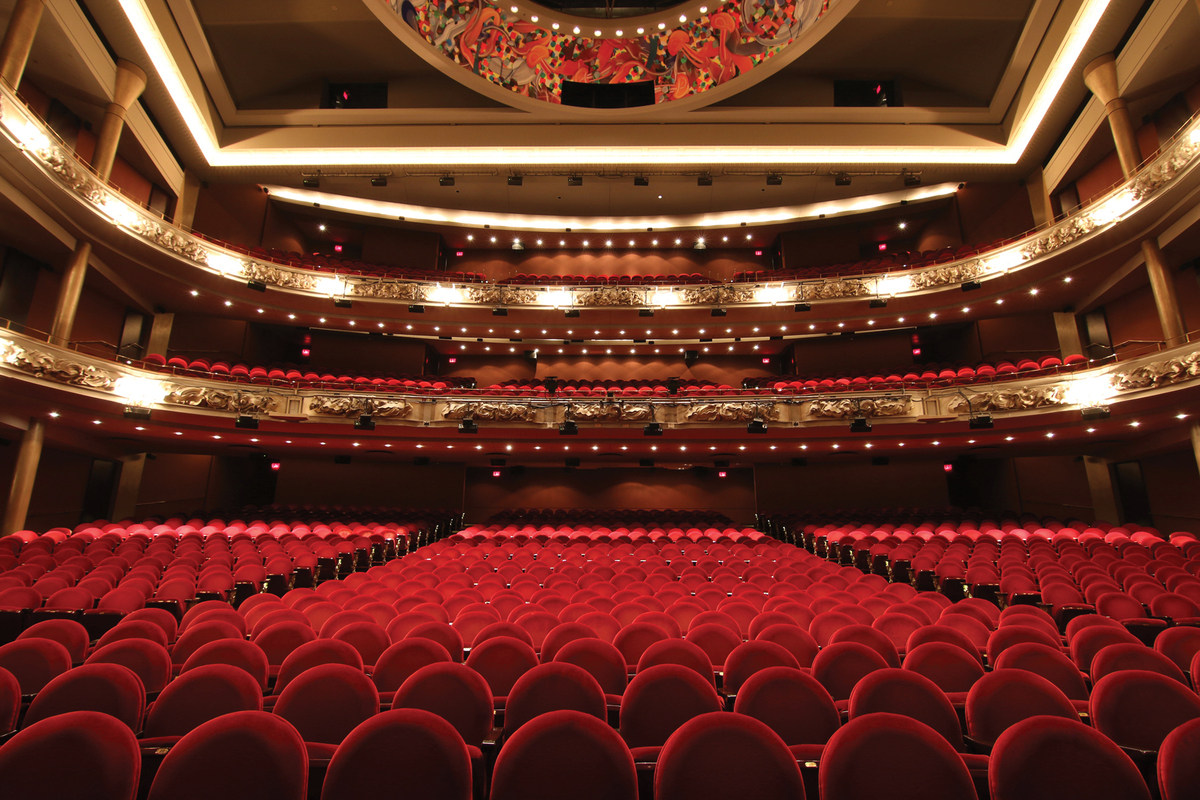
left=2, top=0, right=1200, bottom=798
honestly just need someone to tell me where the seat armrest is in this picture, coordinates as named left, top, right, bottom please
left=962, top=736, right=993, bottom=756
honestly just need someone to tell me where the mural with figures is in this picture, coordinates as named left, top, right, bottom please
left=383, top=0, right=836, bottom=104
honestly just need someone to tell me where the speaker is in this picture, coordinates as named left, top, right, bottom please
left=640, top=459, right=654, bottom=467
left=566, top=458, right=581, bottom=467
left=684, top=350, right=699, bottom=366
left=334, top=455, right=351, bottom=464
left=414, top=457, right=430, bottom=466
left=561, top=80, right=655, bottom=108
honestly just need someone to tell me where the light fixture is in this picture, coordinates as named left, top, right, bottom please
left=794, top=302, right=812, bottom=312
left=698, top=175, right=712, bottom=186
left=354, top=414, right=375, bottom=431
left=634, top=177, right=649, bottom=186
left=711, top=308, right=727, bottom=317
left=567, top=176, right=583, bottom=186
left=962, top=280, right=982, bottom=292
left=235, top=415, right=259, bottom=429
left=559, top=421, right=578, bottom=435
left=835, top=173, right=851, bottom=186
left=870, top=298, right=888, bottom=308
left=439, top=176, right=455, bottom=186
left=850, top=417, right=872, bottom=433
left=458, top=419, right=478, bottom=434
left=123, top=407, right=151, bottom=421
left=766, top=174, right=783, bottom=186
left=507, top=175, right=523, bottom=186
left=370, top=176, right=387, bottom=187
left=969, top=415, right=994, bottom=429
left=644, top=423, right=663, bottom=436
left=747, top=419, right=768, bottom=434
left=1081, top=407, right=1110, bottom=421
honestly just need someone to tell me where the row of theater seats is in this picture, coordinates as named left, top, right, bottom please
left=731, top=240, right=1012, bottom=283
left=756, top=354, right=1090, bottom=392
left=2, top=526, right=1200, bottom=799
left=496, top=274, right=711, bottom=286
left=198, top=238, right=488, bottom=283
left=141, top=356, right=471, bottom=391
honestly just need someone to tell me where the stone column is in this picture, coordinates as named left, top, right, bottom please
left=146, top=312, right=174, bottom=357
left=1025, top=168, right=1055, bottom=228
left=1, top=417, right=45, bottom=535
left=48, top=59, right=147, bottom=346
left=111, top=454, right=146, bottom=522
left=1083, top=456, right=1122, bottom=526
left=1142, top=239, right=1187, bottom=347
left=1191, top=422, right=1200, bottom=481
left=1082, top=54, right=1142, bottom=177
left=1053, top=311, right=1084, bottom=359
left=173, top=170, right=202, bottom=230
left=0, top=0, right=45, bottom=90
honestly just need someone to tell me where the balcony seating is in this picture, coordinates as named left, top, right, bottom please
left=141, top=356, right=472, bottom=392
left=731, top=238, right=1015, bottom=283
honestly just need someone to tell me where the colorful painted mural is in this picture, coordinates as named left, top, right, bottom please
left=383, top=0, right=836, bottom=104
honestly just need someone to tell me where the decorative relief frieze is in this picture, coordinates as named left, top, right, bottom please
left=350, top=281, right=427, bottom=301
left=807, top=396, right=912, bottom=418
left=442, top=402, right=537, bottom=422
left=308, top=396, right=413, bottom=418
left=681, top=286, right=757, bottom=305
left=800, top=280, right=871, bottom=300
left=242, top=261, right=320, bottom=292
left=948, top=386, right=1069, bottom=413
left=466, top=286, right=540, bottom=306
left=0, top=340, right=119, bottom=390
left=568, top=402, right=654, bottom=422
left=574, top=287, right=648, bottom=307
left=685, top=401, right=779, bottom=422
left=909, top=260, right=984, bottom=290
left=1110, top=350, right=1200, bottom=391
left=1020, top=216, right=1097, bottom=260
left=164, top=386, right=277, bottom=414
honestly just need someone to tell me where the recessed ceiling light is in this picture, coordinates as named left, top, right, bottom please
left=190, top=290, right=198, bottom=296
left=1030, top=289, right=1039, bottom=295
left=1130, top=421, right=1140, bottom=427
left=1005, top=436, right=1014, bottom=441
left=1177, top=414, right=1188, bottom=419
left=92, top=420, right=101, bottom=425
left=135, top=426, right=145, bottom=431
left=213, top=435, right=221, bottom=439
left=319, top=317, right=325, bottom=323
left=1087, top=428, right=1096, bottom=433
left=1046, top=432, right=1054, bottom=438
left=224, top=300, right=232, bottom=306
left=174, top=431, right=182, bottom=435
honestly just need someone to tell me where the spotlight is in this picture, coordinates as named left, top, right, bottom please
left=493, top=307, right=508, bottom=316
left=567, top=176, right=583, bottom=186
left=507, top=175, right=523, bottom=186
left=544, top=378, right=558, bottom=394
left=123, top=407, right=151, bottom=421
left=235, top=415, right=259, bottom=429
left=354, top=414, right=375, bottom=431
left=794, top=302, right=811, bottom=312
left=246, top=280, right=267, bottom=292
left=644, top=423, right=663, bottom=436
left=370, top=176, right=387, bottom=187
left=903, top=172, right=921, bottom=187
left=302, top=178, right=319, bottom=188
left=1081, top=408, right=1110, bottom=421
left=962, top=280, right=982, bottom=292
left=565, top=309, right=580, bottom=318
left=639, top=309, right=655, bottom=317
left=766, top=174, right=783, bottom=186
left=458, top=419, right=478, bottom=434
left=634, top=176, right=649, bottom=186
left=870, top=298, right=888, bottom=308
left=559, top=421, right=578, bottom=435
left=850, top=417, right=872, bottom=433
left=711, top=308, right=727, bottom=317
left=697, top=175, right=713, bottom=186
left=835, top=173, right=851, bottom=187
left=969, top=415, right=994, bottom=429
left=747, top=419, right=768, bottom=434
left=439, top=176, right=455, bottom=187
left=667, top=378, right=681, bottom=395
left=333, top=298, right=352, bottom=308
left=511, top=241, right=524, bottom=250
left=408, top=305, right=425, bottom=313
left=693, top=240, right=706, bottom=250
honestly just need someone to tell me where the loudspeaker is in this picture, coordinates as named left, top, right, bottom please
left=566, top=458, right=581, bottom=467
left=334, top=455, right=351, bottom=464
left=684, top=350, right=699, bottom=366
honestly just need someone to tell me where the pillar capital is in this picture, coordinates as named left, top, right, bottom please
left=1082, top=53, right=1121, bottom=106
left=111, top=59, right=148, bottom=115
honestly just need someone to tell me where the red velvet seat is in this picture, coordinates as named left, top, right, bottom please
left=0, top=710, right=141, bottom=800
left=655, top=712, right=805, bottom=800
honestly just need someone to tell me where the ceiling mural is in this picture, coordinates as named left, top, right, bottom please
left=384, top=0, right=836, bottom=104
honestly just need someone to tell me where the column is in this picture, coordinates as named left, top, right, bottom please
left=1, top=417, right=45, bottom=535
left=110, top=454, right=146, bottom=521
left=1142, top=239, right=1186, bottom=347
left=1025, top=168, right=1055, bottom=228
left=1082, top=54, right=1142, bottom=177
left=1053, top=311, right=1084, bottom=359
left=1191, top=422, right=1200, bottom=481
left=146, top=312, right=174, bottom=357
left=173, top=170, right=202, bottom=230
left=1084, top=53, right=1188, bottom=349
left=48, top=59, right=147, bottom=346
left=1083, top=456, right=1121, bottom=526
left=0, top=0, right=45, bottom=89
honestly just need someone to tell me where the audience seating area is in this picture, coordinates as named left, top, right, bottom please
left=141, top=356, right=474, bottom=391
left=732, top=240, right=1013, bottom=284
left=198, top=239, right=488, bottom=283
left=2, top=510, right=1200, bottom=799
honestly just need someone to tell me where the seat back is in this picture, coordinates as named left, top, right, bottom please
left=391, top=662, right=494, bottom=748
left=490, top=710, right=637, bottom=800
left=143, top=664, right=263, bottom=738
left=553, top=637, right=629, bottom=695
left=732, top=666, right=839, bottom=746
left=0, top=711, right=141, bottom=800
left=1090, top=669, right=1200, bottom=752
left=147, top=710, right=307, bottom=800
left=273, top=662, right=379, bottom=746
left=847, top=668, right=963, bottom=749
left=22, top=663, right=145, bottom=732
left=965, top=669, right=1078, bottom=744
left=1158, top=717, right=1200, bottom=800
left=620, top=664, right=722, bottom=748
left=990, top=716, right=1150, bottom=800
left=655, top=712, right=806, bottom=800
left=465, top=636, right=538, bottom=698
left=502, top=661, right=607, bottom=736
left=372, top=638, right=452, bottom=693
